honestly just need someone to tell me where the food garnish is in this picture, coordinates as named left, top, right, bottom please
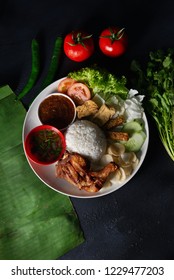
left=67, top=82, right=91, bottom=105
left=131, top=48, right=174, bottom=161
left=58, top=77, right=76, bottom=93
left=68, top=66, right=128, bottom=100
left=120, top=119, right=146, bottom=152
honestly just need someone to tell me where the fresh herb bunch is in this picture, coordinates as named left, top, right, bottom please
left=131, top=48, right=174, bottom=161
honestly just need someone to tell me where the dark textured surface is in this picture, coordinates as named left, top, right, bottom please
left=1, top=0, right=174, bottom=260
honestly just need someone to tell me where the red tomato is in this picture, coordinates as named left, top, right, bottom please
left=58, top=78, right=76, bottom=93
left=67, top=83, right=91, bottom=105
left=64, top=31, right=94, bottom=62
left=99, top=27, right=128, bottom=57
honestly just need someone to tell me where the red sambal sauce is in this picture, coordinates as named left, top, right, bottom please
left=30, top=129, right=62, bottom=163
left=38, top=95, right=75, bottom=130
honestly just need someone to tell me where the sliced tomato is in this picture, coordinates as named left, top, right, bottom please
left=57, top=78, right=76, bottom=93
left=67, top=83, right=91, bottom=105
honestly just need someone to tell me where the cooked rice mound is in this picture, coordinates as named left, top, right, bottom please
left=65, top=120, right=107, bottom=162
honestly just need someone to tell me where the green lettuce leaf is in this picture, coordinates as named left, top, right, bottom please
left=68, top=66, right=128, bottom=100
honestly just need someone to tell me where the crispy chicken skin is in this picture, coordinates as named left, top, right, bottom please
left=89, top=162, right=117, bottom=179
left=56, top=151, right=118, bottom=192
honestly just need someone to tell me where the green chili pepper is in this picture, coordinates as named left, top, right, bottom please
left=40, top=36, right=63, bottom=90
left=17, top=39, right=40, bottom=100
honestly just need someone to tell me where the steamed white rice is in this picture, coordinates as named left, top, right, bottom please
left=65, top=120, right=107, bottom=162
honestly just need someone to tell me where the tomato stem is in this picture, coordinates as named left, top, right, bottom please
left=68, top=32, right=93, bottom=48
left=100, top=27, right=125, bottom=44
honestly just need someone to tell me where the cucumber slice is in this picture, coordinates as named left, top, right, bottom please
left=122, top=120, right=144, bottom=134
left=122, top=131, right=146, bottom=152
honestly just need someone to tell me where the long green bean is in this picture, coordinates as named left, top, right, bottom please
left=17, top=39, right=40, bottom=100
left=40, top=36, right=63, bottom=90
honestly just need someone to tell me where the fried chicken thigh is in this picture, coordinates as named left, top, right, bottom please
left=56, top=151, right=118, bottom=192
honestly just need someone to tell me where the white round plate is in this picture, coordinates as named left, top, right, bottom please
left=22, top=78, right=149, bottom=198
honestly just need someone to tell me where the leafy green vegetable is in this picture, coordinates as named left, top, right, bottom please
left=68, top=66, right=128, bottom=100
left=131, top=49, right=174, bottom=161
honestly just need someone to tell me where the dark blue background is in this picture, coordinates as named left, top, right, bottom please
left=1, top=0, right=174, bottom=259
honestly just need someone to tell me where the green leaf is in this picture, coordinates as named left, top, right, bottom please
left=68, top=66, right=128, bottom=100
left=163, top=55, right=172, bottom=68
left=131, top=49, right=174, bottom=161
left=0, top=86, right=84, bottom=260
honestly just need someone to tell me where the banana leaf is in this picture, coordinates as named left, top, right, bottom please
left=0, top=85, right=84, bottom=260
